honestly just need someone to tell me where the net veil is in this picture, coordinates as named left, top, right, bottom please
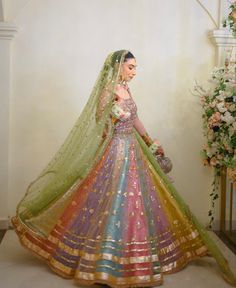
left=14, top=49, right=236, bottom=285
left=16, top=49, right=129, bottom=236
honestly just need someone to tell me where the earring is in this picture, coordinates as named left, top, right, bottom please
left=118, top=74, right=123, bottom=83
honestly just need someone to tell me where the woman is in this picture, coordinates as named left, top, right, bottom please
left=11, top=50, right=236, bottom=287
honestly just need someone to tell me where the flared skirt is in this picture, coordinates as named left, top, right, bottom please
left=12, top=130, right=208, bottom=287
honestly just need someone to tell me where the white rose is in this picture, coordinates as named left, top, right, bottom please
left=210, top=100, right=217, bottom=108
left=216, top=94, right=225, bottom=101
left=217, top=102, right=227, bottom=112
left=206, top=146, right=217, bottom=157
left=207, top=130, right=215, bottom=141
left=229, top=104, right=236, bottom=112
left=221, top=111, right=234, bottom=124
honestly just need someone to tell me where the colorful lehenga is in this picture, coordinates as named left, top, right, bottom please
left=12, top=94, right=214, bottom=287
left=11, top=49, right=236, bottom=287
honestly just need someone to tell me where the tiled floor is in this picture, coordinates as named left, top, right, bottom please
left=0, top=230, right=235, bottom=288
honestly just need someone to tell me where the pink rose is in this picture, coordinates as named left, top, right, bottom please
left=209, top=112, right=221, bottom=127
left=210, top=156, right=218, bottom=166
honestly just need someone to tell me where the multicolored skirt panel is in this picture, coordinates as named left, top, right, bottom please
left=12, top=130, right=208, bottom=287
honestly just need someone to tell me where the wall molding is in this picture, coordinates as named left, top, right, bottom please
left=209, top=28, right=236, bottom=47
left=209, top=28, right=236, bottom=66
left=0, top=22, right=17, bottom=40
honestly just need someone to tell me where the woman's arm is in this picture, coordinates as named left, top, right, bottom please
left=133, top=116, right=148, bottom=137
left=133, top=116, right=153, bottom=144
left=133, top=116, right=164, bottom=155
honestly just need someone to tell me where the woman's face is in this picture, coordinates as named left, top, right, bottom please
left=120, top=58, right=137, bottom=82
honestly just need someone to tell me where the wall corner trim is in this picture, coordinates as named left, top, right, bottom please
left=0, top=22, right=17, bottom=40
left=209, top=28, right=236, bottom=47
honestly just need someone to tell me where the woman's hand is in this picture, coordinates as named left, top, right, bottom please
left=156, top=145, right=165, bottom=156
left=152, top=139, right=165, bottom=156
left=111, top=102, right=131, bottom=122
left=154, top=140, right=165, bottom=156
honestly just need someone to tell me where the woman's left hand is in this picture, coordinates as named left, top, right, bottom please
left=155, top=145, right=164, bottom=156
left=153, top=139, right=164, bottom=156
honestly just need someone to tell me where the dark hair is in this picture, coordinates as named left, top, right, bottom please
left=124, top=51, right=135, bottom=62
left=110, top=50, right=135, bottom=67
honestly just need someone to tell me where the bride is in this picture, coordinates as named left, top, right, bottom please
left=11, top=50, right=236, bottom=287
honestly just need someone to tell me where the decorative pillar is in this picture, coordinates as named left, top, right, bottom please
left=209, top=29, right=236, bottom=66
left=0, top=22, right=17, bottom=229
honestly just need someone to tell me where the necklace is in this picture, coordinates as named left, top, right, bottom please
left=117, top=80, right=132, bottom=100
left=118, top=80, right=129, bottom=90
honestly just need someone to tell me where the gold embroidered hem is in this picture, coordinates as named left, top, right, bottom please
left=11, top=215, right=210, bottom=288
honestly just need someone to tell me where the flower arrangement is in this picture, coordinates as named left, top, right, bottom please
left=194, top=60, right=236, bottom=227
left=223, top=1, right=236, bottom=37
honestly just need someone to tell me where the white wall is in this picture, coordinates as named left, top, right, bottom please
left=1, top=0, right=227, bottom=226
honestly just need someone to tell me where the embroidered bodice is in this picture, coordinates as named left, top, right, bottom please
left=113, top=95, right=137, bottom=135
